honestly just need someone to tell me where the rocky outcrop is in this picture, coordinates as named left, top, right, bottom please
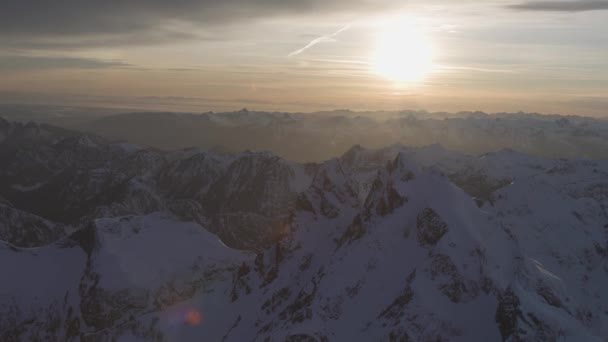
left=416, top=208, right=448, bottom=247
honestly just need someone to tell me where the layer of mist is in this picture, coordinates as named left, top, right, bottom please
left=2, top=104, right=608, bottom=162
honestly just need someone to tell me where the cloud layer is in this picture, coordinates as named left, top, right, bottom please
left=508, top=0, right=608, bottom=12
left=0, top=56, right=131, bottom=70
left=1, top=0, right=390, bottom=49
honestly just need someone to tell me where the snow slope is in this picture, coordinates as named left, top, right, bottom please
left=0, top=119, right=607, bottom=341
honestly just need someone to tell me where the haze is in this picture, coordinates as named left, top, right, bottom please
left=1, top=0, right=607, bottom=116
left=3, top=2, right=608, bottom=340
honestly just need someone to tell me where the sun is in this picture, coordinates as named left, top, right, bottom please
left=372, top=21, right=435, bottom=83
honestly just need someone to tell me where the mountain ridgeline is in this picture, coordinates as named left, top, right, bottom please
left=0, top=117, right=607, bottom=341
left=3, top=105, right=608, bottom=162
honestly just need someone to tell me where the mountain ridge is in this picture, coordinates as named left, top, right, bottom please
left=0, top=118, right=606, bottom=341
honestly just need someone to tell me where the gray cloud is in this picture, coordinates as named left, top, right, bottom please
left=0, top=0, right=392, bottom=49
left=508, top=0, right=608, bottom=12
left=0, top=30, right=209, bottom=51
left=0, top=56, right=132, bottom=70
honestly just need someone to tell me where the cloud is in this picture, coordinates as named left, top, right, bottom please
left=507, top=0, right=608, bottom=12
left=0, top=0, right=394, bottom=49
left=0, top=30, right=208, bottom=50
left=288, top=25, right=351, bottom=57
left=436, top=65, right=517, bottom=74
left=0, top=56, right=132, bottom=70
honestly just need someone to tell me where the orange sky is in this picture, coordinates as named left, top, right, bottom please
left=1, top=1, right=607, bottom=116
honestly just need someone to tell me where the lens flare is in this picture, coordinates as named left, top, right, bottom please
left=184, top=309, right=202, bottom=326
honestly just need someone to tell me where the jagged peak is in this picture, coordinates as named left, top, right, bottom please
left=62, top=223, right=98, bottom=257
left=418, top=143, right=447, bottom=153
left=340, top=144, right=366, bottom=161
left=479, top=148, right=538, bottom=164
left=387, top=151, right=422, bottom=176
left=54, top=133, right=106, bottom=149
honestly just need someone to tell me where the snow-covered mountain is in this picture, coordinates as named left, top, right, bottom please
left=0, top=119, right=607, bottom=341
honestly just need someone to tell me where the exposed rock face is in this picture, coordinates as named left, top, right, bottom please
left=0, top=203, right=68, bottom=247
left=1, top=119, right=608, bottom=341
left=416, top=208, right=448, bottom=247
left=0, top=120, right=315, bottom=250
left=201, top=154, right=305, bottom=250
left=495, top=287, right=522, bottom=341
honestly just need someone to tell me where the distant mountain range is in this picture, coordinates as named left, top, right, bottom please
left=0, top=117, right=607, bottom=341
left=2, top=104, right=608, bottom=162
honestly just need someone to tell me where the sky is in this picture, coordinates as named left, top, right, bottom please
left=0, top=0, right=607, bottom=116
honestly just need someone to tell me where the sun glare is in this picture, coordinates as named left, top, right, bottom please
left=372, top=21, right=435, bottom=83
